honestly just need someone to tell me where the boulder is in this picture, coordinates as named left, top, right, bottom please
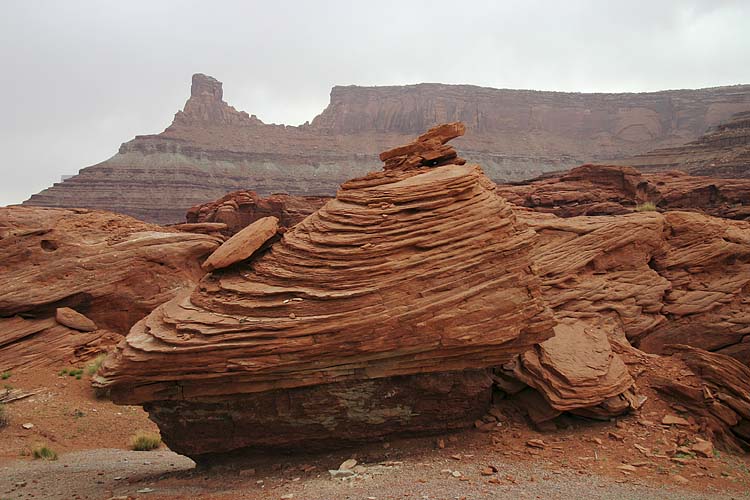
left=503, top=320, right=640, bottom=422
left=95, top=125, right=556, bottom=456
left=55, top=307, right=97, bottom=332
left=201, top=216, right=279, bottom=271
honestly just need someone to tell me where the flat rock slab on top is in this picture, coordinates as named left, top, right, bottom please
left=55, top=307, right=97, bottom=332
left=201, top=216, right=279, bottom=271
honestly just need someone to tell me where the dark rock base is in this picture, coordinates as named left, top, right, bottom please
left=145, top=369, right=493, bottom=458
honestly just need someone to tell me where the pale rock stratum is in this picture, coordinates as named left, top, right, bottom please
left=23, top=74, right=750, bottom=223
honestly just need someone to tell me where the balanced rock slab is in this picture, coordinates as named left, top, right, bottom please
left=55, top=307, right=97, bottom=332
left=201, top=216, right=279, bottom=271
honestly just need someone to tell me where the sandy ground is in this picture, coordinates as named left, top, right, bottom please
left=1, top=369, right=750, bottom=499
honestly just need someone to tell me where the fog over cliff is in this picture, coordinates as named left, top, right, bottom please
left=1, top=0, right=749, bottom=205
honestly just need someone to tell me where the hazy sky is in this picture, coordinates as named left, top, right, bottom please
left=1, top=0, right=749, bottom=206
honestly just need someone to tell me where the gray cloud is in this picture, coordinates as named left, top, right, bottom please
left=1, top=0, right=749, bottom=205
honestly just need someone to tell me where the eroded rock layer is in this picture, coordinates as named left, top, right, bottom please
left=624, top=111, right=750, bottom=178
left=651, top=345, right=750, bottom=451
left=23, top=74, right=750, bottom=223
left=520, top=210, right=750, bottom=366
left=495, top=164, right=750, bottom=220
left=0, top=206, right=220, bottom=370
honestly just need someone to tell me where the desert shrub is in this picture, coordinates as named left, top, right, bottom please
left=635, top=202, right=657, bottom=212
left=0, top=403, right=9, bottom=429
left=1, top=371, right=11, bottom=380
left=130, top=431, right=161, bottom=451
left=86, top=355, right=106, bottom=376
left=32, top=444, right=57, bottom=460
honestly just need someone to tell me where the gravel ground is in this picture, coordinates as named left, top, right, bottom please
left=1, top=448, right=748, bottom=500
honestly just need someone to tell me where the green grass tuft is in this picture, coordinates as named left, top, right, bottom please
left=32, top=444, right=57, bottom=460
left=130, top=431, right=162, bottom=451
left=1, top=372, right=11, bottom=380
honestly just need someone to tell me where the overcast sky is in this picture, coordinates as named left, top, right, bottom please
left=1, top=0, right=749, bottom=206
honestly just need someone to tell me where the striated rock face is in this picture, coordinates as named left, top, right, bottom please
left=651, top=346, right=750, bottom=451
left=95, top=126, right=557, bottom=455
left=0, top=315, right=121, bottom=371
left=23, top=75, right=750, bottom=223
left=519, top=210, right=750, bottom=367
left=496, top=164, right=750, bottom=220
left=185, top=190, right=327, bottom=236
left=624, top=111, right=750, bottom=178
left=0, top=206, right=220, bottom=370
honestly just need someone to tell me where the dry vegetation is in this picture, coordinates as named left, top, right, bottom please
left=130, top=431, right=161, bottom=451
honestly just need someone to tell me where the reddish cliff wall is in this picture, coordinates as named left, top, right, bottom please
left=24, top=74, right=750, bottom=223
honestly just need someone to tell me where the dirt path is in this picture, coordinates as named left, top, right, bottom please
left=2, top=444, right=748, bottom=500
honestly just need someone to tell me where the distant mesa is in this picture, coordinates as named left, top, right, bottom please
left=23, top=73, right=750, bottom=224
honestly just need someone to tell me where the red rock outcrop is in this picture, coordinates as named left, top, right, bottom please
left=519, top=209, right=750, bottom=367
left=95, top=125, right=558, bottom=455
left=0, top=315, right=121, bottom=371
left=495, top=164, right=750, bottom=220
left=23, top=75, right=750, bottom=223
left=624, top=111, right=750, bottom=178
left=651, top=345, right=750, bottom=451
left=501, top=320, right=642, bottom=424
left=0, top=206, right=220, bottom=370
left=185, top=190, right=327, bottom=236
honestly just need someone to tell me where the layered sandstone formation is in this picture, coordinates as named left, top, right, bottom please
left=625, top=111, right=750, bottom=178
left=496, top=164, right=750, bottom=220
left=518, top=209, right=750, bottom=367
left=0, top=206, right=219, bottom=370
left=185, top=190, right=327, bottom=236
left=24, top=74, right=750, bottom=223
left=95, top=125, right=559, bottom=455
left=651, top=346, right=750, bottom=451
left=502, top=320, right=641, bottom=424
